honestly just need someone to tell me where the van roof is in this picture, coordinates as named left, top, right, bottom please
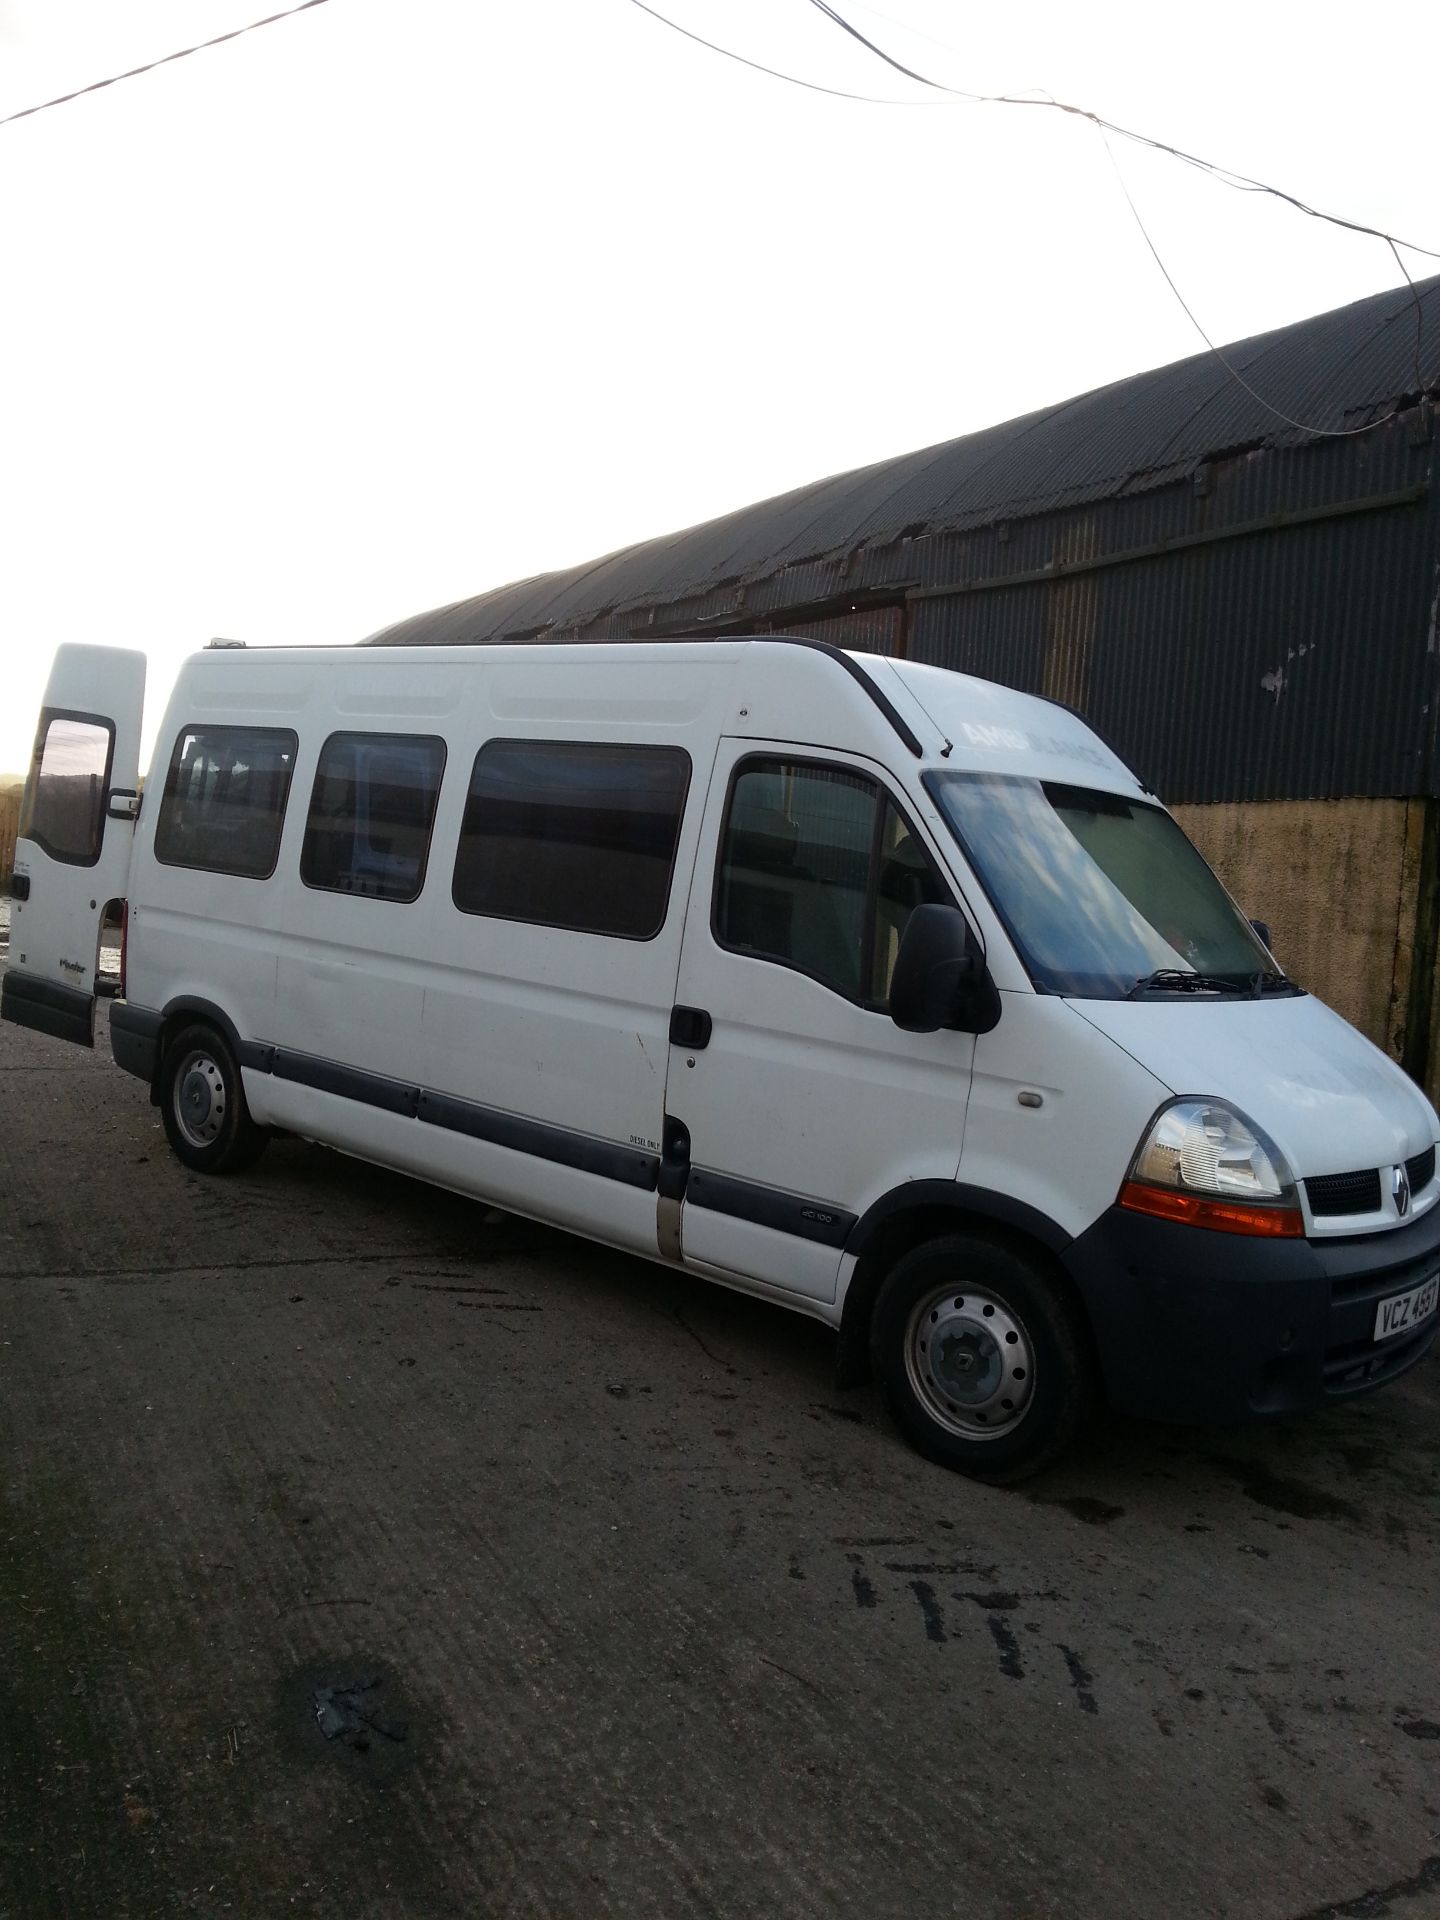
left=171, top=636, right=1147, bottom=798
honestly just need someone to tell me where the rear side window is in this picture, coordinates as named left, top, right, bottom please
left=154, top=726, right=297, bottom=879
left=714, top=757, right=950, bottom=1006
left=452, top=739, right=691, bottom=939
left=20, top=710, right=115, bottom=866
left=301, top=733, right=446, bottom=903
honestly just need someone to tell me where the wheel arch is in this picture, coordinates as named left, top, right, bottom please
left=152, top=996, right=264, bottom=1105
left=835, top=1182, right=1080, bottom=1388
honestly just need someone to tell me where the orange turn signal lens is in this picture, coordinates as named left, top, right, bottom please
left=1118, top=1180, right=1304, bottom=1238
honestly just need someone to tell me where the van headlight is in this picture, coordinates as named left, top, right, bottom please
left=1120, top=1099, right=1303, bottom=1238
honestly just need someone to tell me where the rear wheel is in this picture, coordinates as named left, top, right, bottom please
left=160, top=1022, right=267, bottom=1174
left=871, top=1231, right=1095, bottom=1483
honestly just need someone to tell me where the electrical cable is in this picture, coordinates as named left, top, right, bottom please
left=0, top=0, right=332, bottom=130
left=625, top=0, right=945, bottom=105
left=802, top=0, right=1440, bottom=264
left=814, top=0, right=1436, bottom=433
left=1097, top=127, right=1415, bottom=439
left=629, top=0, right=1436, bottom=437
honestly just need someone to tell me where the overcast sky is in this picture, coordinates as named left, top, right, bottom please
left=1, top=0, right=1435, bottom=772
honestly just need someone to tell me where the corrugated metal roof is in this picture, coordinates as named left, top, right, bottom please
left=367, top=274, right=1440, bottom=648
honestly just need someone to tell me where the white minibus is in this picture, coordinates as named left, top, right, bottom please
left=6, top=638, right=1438, bottom=1479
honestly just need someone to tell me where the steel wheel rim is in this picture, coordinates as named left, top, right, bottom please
left=903, top=1283, right=1035, bottom=1441
left=174, top=1049, right=227, bottom=1149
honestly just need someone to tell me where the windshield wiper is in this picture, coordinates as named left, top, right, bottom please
left=1127, top=969, right=1250, bottom=999
left=1248, top=969, right=1294, bottom=997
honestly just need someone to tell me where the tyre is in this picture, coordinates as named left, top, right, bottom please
left=160, top=1022, right=268, bottom=1175
left=871, top=1231, right=1095, bottom=1483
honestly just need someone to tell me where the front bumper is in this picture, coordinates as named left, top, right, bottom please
left=1062, top=1200, right=1440, bottom=1424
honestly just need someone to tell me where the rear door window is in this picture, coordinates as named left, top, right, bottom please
left=301, top=733, right=446, bottom=903
left=20, top=711, right=115, bottom=866
left=154, top=726, right=297, bottom=879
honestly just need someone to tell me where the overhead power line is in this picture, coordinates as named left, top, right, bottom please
left=1097, top=129, right=1419, bottom=440
left=802, top=0, right=1435, bottom=437
left=625, top=0, right=942, bottom=105
left=629, top=0, right=1437, bottom=439
left=804, top=0, right=1440, bottom=264
left=0, top=0, right=332, bottom=131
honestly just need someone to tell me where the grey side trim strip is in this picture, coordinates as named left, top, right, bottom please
left=0, top=970, right=94, bottom=1048
left=418, top=1089, right=659, bottom=1190
left=273, top=1047, right=421, bottom=1118
left=257, top=1041, right=660, bottom=1191
left=687, top=1167, right=857, bottom=1248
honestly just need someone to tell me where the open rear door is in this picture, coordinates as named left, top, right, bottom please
left=3, top=644, right=147, bottom=1046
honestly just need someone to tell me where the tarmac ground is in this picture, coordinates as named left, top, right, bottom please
left=2, top=981, right=1439, bottom=1918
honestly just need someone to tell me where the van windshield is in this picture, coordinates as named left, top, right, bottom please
left=926, top=772, right=1287, bottom=1000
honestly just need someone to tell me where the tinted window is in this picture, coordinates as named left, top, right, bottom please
left=20, top=711, right=114, bottom=866
left=452, top=739, right=691, bottom=939
left=301, top=733, right=446, bottom=903
left=715, top=759, right=949, bottom=1005
left=154, top=726, right=297, bottom=878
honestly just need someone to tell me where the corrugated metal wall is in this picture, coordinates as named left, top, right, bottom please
left=390, top=408, right=1439, bottom=811
left=911, top=471, right=1439, bottom=804
left=522, top=413, right=1440, bottom=809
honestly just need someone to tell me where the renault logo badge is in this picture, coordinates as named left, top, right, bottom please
left=1392, top=1165, right=1411, bottom=1217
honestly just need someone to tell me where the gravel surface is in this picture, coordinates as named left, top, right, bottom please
left=1, top=987, right=1438, bottom=1919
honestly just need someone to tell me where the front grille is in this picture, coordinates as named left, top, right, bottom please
left=1306, top=1169, right=1382, bottom=1217
left=1405, top=1144, right=1436, bottom=1195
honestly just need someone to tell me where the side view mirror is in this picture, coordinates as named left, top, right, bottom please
left=1250, top=919, right=1272, bottom=950
left=890, top=904, right=1001, bottom=1035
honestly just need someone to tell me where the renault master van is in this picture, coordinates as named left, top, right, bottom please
left=6, top=638, right=1438, bottom=1481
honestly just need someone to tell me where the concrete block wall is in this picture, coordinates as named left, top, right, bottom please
left=1174, top=797, right=1438, bottom=1104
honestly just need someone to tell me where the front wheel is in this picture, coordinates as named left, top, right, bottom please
left=160, top=1022, right=268, bottom=1174
left=871, top=1232, right=1095, bottom=1483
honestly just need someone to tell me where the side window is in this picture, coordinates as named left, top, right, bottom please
left=154, top=726, right=297, bottom=879
left=19, top=711, right=115, bottom=866
left=452, top=739, right=691, bottom=940
left=301, top=733, right=446, bottom=903
left=715, top=759, right=950, bottom=1005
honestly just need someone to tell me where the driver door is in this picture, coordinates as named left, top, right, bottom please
left=665, top=742, right=979, bottom=1301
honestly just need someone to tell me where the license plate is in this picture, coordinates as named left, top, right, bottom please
left=1374, top=1273, right=1440, bottom=1342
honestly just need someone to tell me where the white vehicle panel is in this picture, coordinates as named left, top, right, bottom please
left=1071, top=993, right=1440, bottom=1180
left=958, top=995, right=1169, bottom=1241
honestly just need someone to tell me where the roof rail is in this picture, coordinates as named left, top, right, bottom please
left=762, top=634, right=925, bottom=758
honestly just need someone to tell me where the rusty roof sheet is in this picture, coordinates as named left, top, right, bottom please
left=366, top=273, right=1440, bottom=646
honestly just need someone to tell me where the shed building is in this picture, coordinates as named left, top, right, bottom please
left=367, top=276, right=1440, bottom=1100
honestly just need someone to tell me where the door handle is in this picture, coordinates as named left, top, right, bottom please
left=9, top=874, right=30, bottom=901
left=669, top=1005, right=712, bottom=1050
